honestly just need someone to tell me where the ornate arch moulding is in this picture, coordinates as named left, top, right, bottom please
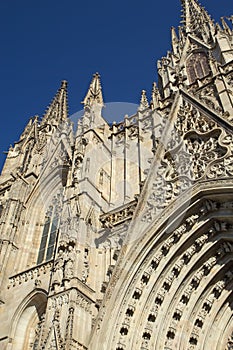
left=127, top=180, right=233, bottom=258
left=90, top=183, right=233, bottom=350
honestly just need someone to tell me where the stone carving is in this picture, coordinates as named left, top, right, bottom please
left=166, top=247, right=233, bottom=349
left=2, top=3, right=233, bottom=349
left=164, top=132, right=226, bottom=181
left=226, top=73, right=233, bottom=88
left=189, top=269, right=233, bottom=349
left=82, top=108, right=94, bottom=130
left=51, top=243, right=77, bottom=290
left=115, top=132, right=125, bottom=147
left=141, top=98, right=233, bottom=223
left=64, top=246, right=75, bottom=280
left=8, top=261, right=53, bottom=289
left=59, top=196, right=80, bottom=242
left=32, top=313, right=45, bottom=350
left=175, top=101, right=216, bottom=135
left=207, top=155, right=233, bottom=179
left=226, top=333, right=233, bottom=350
left=128, top=125, right=138, bottom=140
left=141, top=117, right=153, bottom=133
left=100, top=200, right=137, bottom=228
left=117, top=210, right=207, bottom=347
left=51, top=293, right=69, bottom=309
left=73, top=157, right=83, bottom=184
left=72, top=137, right=88, bottom=184
left=117, top=212, right=233, bottom=349
left=48, top=339, right=57, bottom=350
left=197, top=85, right=222, bottom=113
left=52, top=250, right=64, bottom=286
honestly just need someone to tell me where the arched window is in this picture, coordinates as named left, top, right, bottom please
left=186, top=52, right=210, bottom=84
left=37, top=205, right=59, bottom=265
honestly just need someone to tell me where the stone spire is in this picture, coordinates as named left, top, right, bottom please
left=180, top=0, right=215, bottom=42
left=82, top=72, right=104, bottom=108
left=78, top=73, right=105, bottom=132
left=42, top=80, right=68, bottom=125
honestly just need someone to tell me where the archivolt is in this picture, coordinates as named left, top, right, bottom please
left=91, top=190, right=233, bottom=350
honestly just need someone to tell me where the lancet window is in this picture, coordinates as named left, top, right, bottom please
left=186, top=52, right=210, bottom=84
left=37, top=205, right=60, bottom=264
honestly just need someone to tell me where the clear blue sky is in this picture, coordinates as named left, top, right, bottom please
left=0, top=0, right=232, bottom=170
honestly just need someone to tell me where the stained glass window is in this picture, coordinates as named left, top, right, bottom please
left=187, top=52, right=210, bottom=84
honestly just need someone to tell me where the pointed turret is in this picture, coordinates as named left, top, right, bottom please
left=180, top=0, right=215, bottom=42
left=138, top=90, right=149, bottom=111
left=82, top=72, right=104, bottom=108
left=78, top=73, right=105, bottom=132
left=41, top=80, right=68, bottom=125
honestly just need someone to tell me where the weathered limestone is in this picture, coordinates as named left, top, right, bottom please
left=1, top=1, right=233, bottom=349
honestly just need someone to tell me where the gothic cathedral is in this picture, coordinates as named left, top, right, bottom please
left=1, top=1, right=233, bottom=349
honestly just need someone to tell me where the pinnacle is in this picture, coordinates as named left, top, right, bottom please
left=61, top=80, right=68, bottom=88
left=138, top=90, right=149, bottom=111
left=41, top=80, right=69, bottom=125
left=151, top=82, right=160, bottom=109
left=180, top=0, right=215, bottom=42
left=82, top=72, right=104, bottom=107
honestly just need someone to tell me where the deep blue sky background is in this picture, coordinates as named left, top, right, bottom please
left=0, top=0, right=232, bottom=171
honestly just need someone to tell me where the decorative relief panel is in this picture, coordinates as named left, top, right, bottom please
left=196, top=85, right=222, bottom=114
left=7, top=261, right=53, bottom=289
left=226, top=333, right=233, bottom=350
left=100, top=200, right=137, bottom=228
left=141, top=100, right=233, bottom=223
left=51, top=242, right=77, bottom=290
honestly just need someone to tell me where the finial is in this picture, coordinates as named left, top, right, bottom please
left=61, top=80, right=68, bottom=88
left=138, top=90, right=149, bottom=111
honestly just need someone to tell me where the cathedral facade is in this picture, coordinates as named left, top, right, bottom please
left=1, top=1, right=233, bottom=349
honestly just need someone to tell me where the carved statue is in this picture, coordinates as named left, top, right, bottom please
left=52, top=250, right=64, bottom=285
left=64, top=246, right=75, bottom=280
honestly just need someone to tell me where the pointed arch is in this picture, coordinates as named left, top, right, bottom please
left=15, top=163, right=65, bottom=271
left=10, top=290, right=47, bottom=350
left=186, top=51, right=211, bottom=84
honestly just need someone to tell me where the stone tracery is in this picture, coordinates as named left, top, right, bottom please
left=141, top=98, right=233, bottom=224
